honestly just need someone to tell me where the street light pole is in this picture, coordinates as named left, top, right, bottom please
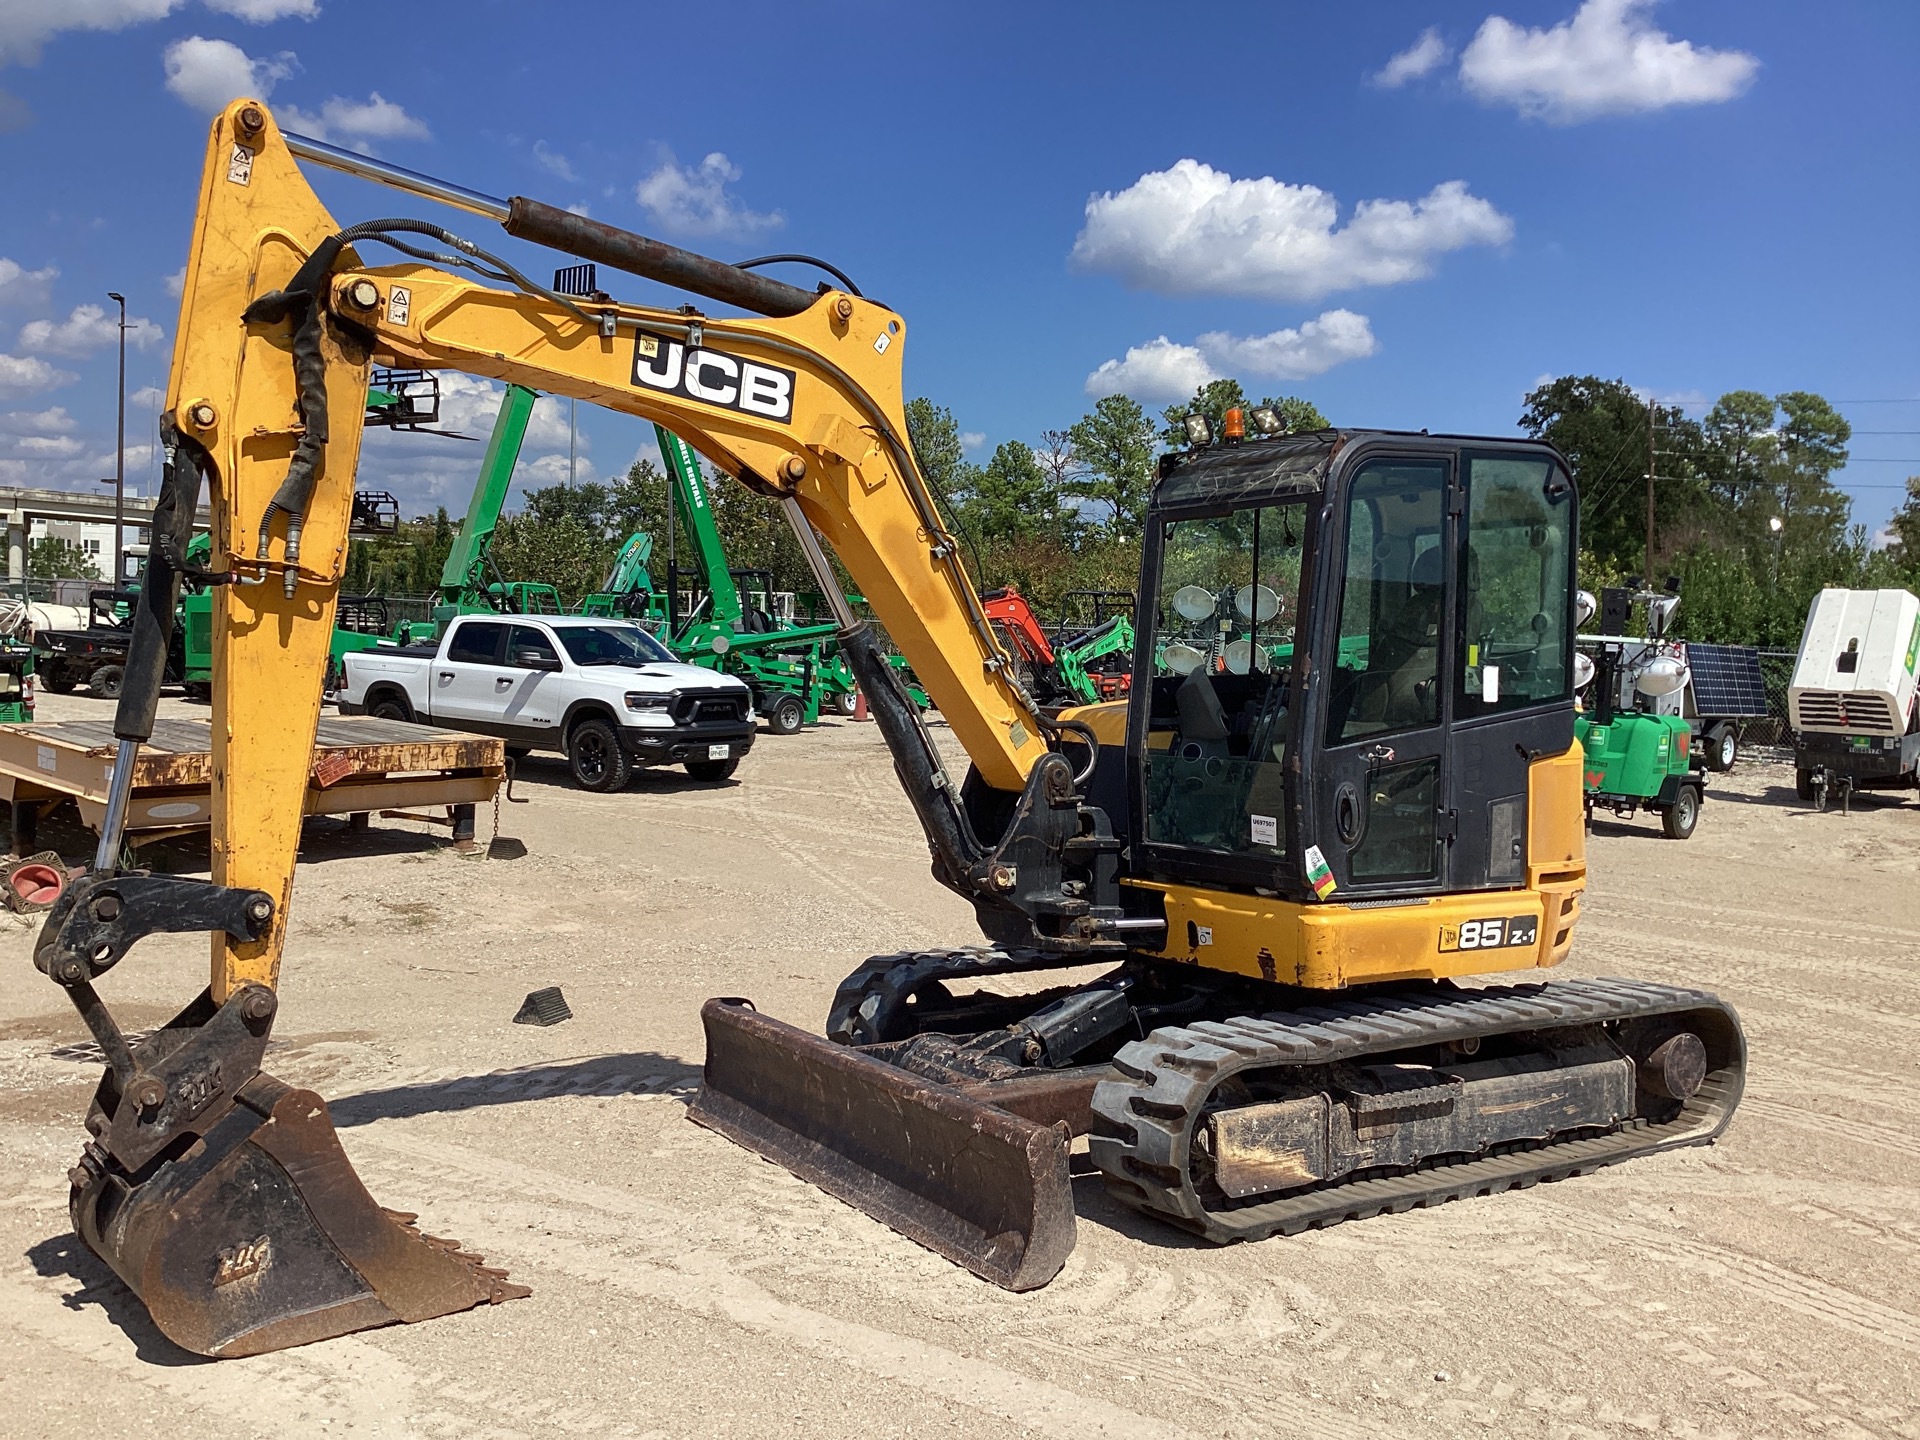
left=107, top=292, right=127, bottom=587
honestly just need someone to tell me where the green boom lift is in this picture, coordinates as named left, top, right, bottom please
left=647, top=425, right=865, bottom=734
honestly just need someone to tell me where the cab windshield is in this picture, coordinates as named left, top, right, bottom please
left=555, top=624, right=676, bottom=667
left=1143, top=500, right=1307, bottom=859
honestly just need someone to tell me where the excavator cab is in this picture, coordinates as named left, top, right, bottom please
left=1133, top=434, right=1578, bottom=901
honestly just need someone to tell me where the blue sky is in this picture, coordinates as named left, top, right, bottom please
left=1, top=0, right=1915, bottom=538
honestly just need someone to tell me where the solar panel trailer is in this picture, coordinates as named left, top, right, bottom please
left=1576, top=633, right=1768, bottom=773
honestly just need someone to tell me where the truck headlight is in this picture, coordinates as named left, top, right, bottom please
left=625, top=693, right=670, bottom=711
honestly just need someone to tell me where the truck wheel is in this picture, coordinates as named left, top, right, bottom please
left=368, top=694, right=413, bottom=723
left=1662, top=785, right=1701, bottom=839
left=830, top=690, right=859, bottom=717
left=567, top=717, right=630, bottom=792
left=1705, top=725, right=1738, bottom=773
left=42, top=670, right=74, bottom=694
left=90, top=665, right=125, bottom=699
left=685, top=755, right=741, bottom=783
left=767, top=694, right=805, bottom=735
left=1795, top=767, right=1815, bottom=802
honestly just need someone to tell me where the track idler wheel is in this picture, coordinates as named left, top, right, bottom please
left=72, top=1071, right=527, bottom=1358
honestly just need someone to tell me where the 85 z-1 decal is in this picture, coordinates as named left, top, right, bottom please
left=632, top=331, right=796, bottom=421
left=1438, top=915, right=1539, bottom=952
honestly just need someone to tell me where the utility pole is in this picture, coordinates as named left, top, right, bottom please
left=1644, top=397, right=1656, bottom=582
left=107, top=292, right=127, bottom=587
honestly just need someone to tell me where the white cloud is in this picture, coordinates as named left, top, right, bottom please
left=1374, top=28, right=1453, bottom=87
left=1085, top=310, right=1378, bottom=402
left=19, top=303, right=163, bottom=357
left=1085, top=339, right=1216, bottom=405
left=565, top=201, right=590, bottom=217
left=0, top=353, right=77, bottom=396
left=164, top=265, right=186, bottom=297
left=0, top=0, right=178, bottom=68
left=0, top=257, right=57, bottom=309
left=533, top=140, right=576, bottom=182
left=203, top=0, right=319, bottom=19
left=959, top=431, right=986, bottom=453
left=0, top=429, right=84, bottom=460
left=1070, top=160, right=1512, bottom=302
left=162, top=34, right=292, bottom=112
left=1459, top=0, right=1759, bottom=123
left=279, top=92, right=429, bottom=148
left=130, top=385, right=165, bottom=408
left=636, top=152, right=782, bottom=240
left=516, top=452, right=600, bottom=491
left=0, top=405, right=78, bottom=436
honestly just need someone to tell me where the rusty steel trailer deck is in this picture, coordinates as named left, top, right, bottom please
left=0, top=715, right=503, bottom=853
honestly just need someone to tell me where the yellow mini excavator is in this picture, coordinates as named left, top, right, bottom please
left=35, top=101, right=1743, bottom=1356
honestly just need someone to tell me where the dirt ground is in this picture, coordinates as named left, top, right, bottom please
left=2, top=688, right=1917, bottom=1440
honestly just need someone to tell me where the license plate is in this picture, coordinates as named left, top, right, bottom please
left=707, top=744, right=730, bottom=760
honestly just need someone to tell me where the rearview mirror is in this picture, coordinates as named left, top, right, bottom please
left=514, top=648, right=562, bottom=672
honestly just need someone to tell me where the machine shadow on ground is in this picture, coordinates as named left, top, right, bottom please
left=504, top=754, right=748, bottom=796
left=326, top=1052, right=703, bottom=1127
left=25, top=1233, right=210, bottom=1368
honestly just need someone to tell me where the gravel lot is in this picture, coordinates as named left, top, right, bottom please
left=3, top=688, right=1918, bottom=1439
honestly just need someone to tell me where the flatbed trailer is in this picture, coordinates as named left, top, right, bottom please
left=0, top=715, right=503, bottom=854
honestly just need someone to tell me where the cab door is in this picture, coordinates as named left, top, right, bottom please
left=431, top=619, right=512, bottom=730
left=1311, top=455, right=1456, bottom=896
left=1307, top=447, right=1577, bottom=899
left=501, top=623, right=567, bottom=740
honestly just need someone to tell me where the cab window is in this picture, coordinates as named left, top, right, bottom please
left=1141, top=499, right=1307, bottom=859
left=507, top=625, right=560, bottom=668
left=1326, top=460, right=1448, bottom=744
left=447, top=621, right=505, bottom=665
left=1457, top=456, right=1572, bottom=716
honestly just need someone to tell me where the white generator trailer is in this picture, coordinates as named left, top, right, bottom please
left=1788, top=587, right=1920, bottom=810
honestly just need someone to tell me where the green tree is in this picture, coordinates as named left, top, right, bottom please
left=1881, top=476, right=1920, bottom=571
left=28, top=536, right=99, bottom=580
left=1518, top=376, right=1713, bottom=574
left=961, top=440, right=1077, bottom=544
left=1067, top=395, right=1157, bottom=537
left=904, top=397, right=981, bottom=504
left=1700, top=390, right=1775, bottom=505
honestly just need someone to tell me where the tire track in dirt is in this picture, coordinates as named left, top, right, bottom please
left=1738, top=1096, right=1920, bottom=1161
left=1535, top=1198, right=1920, bottom=1356
left=342, top=1126, right=1366, bottom=1440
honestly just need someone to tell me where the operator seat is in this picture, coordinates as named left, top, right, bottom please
left=1175, top=667, right=1231, bottom=745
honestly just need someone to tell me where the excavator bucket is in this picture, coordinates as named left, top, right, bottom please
left=72, top=1069, right=526, bottom=1358
left=690, top=998, right=1076, bottom=1291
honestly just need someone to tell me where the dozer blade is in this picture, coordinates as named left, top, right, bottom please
left=690, top=998, right=1076, bottom=1291
left=73, top=1072, right=528, bottom=1358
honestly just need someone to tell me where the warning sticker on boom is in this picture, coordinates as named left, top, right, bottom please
left=1438, top=915, right=1539, bottom=952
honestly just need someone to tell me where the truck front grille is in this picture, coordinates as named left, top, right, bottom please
left=672, top=690, right=747, bottom=725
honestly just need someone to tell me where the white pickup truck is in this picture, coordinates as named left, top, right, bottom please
left=338, top=614, right=755, bottom=791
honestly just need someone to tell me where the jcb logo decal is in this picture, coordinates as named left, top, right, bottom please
left=632, top=332, right=796, bottom=422
left=1438, top=915, right=1540, bottom=952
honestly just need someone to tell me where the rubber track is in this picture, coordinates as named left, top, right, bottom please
left=1087, top=977, right=1745, bottom=1244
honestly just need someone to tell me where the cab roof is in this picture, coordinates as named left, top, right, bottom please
left=1151, top=428, right=1561, bottom=513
